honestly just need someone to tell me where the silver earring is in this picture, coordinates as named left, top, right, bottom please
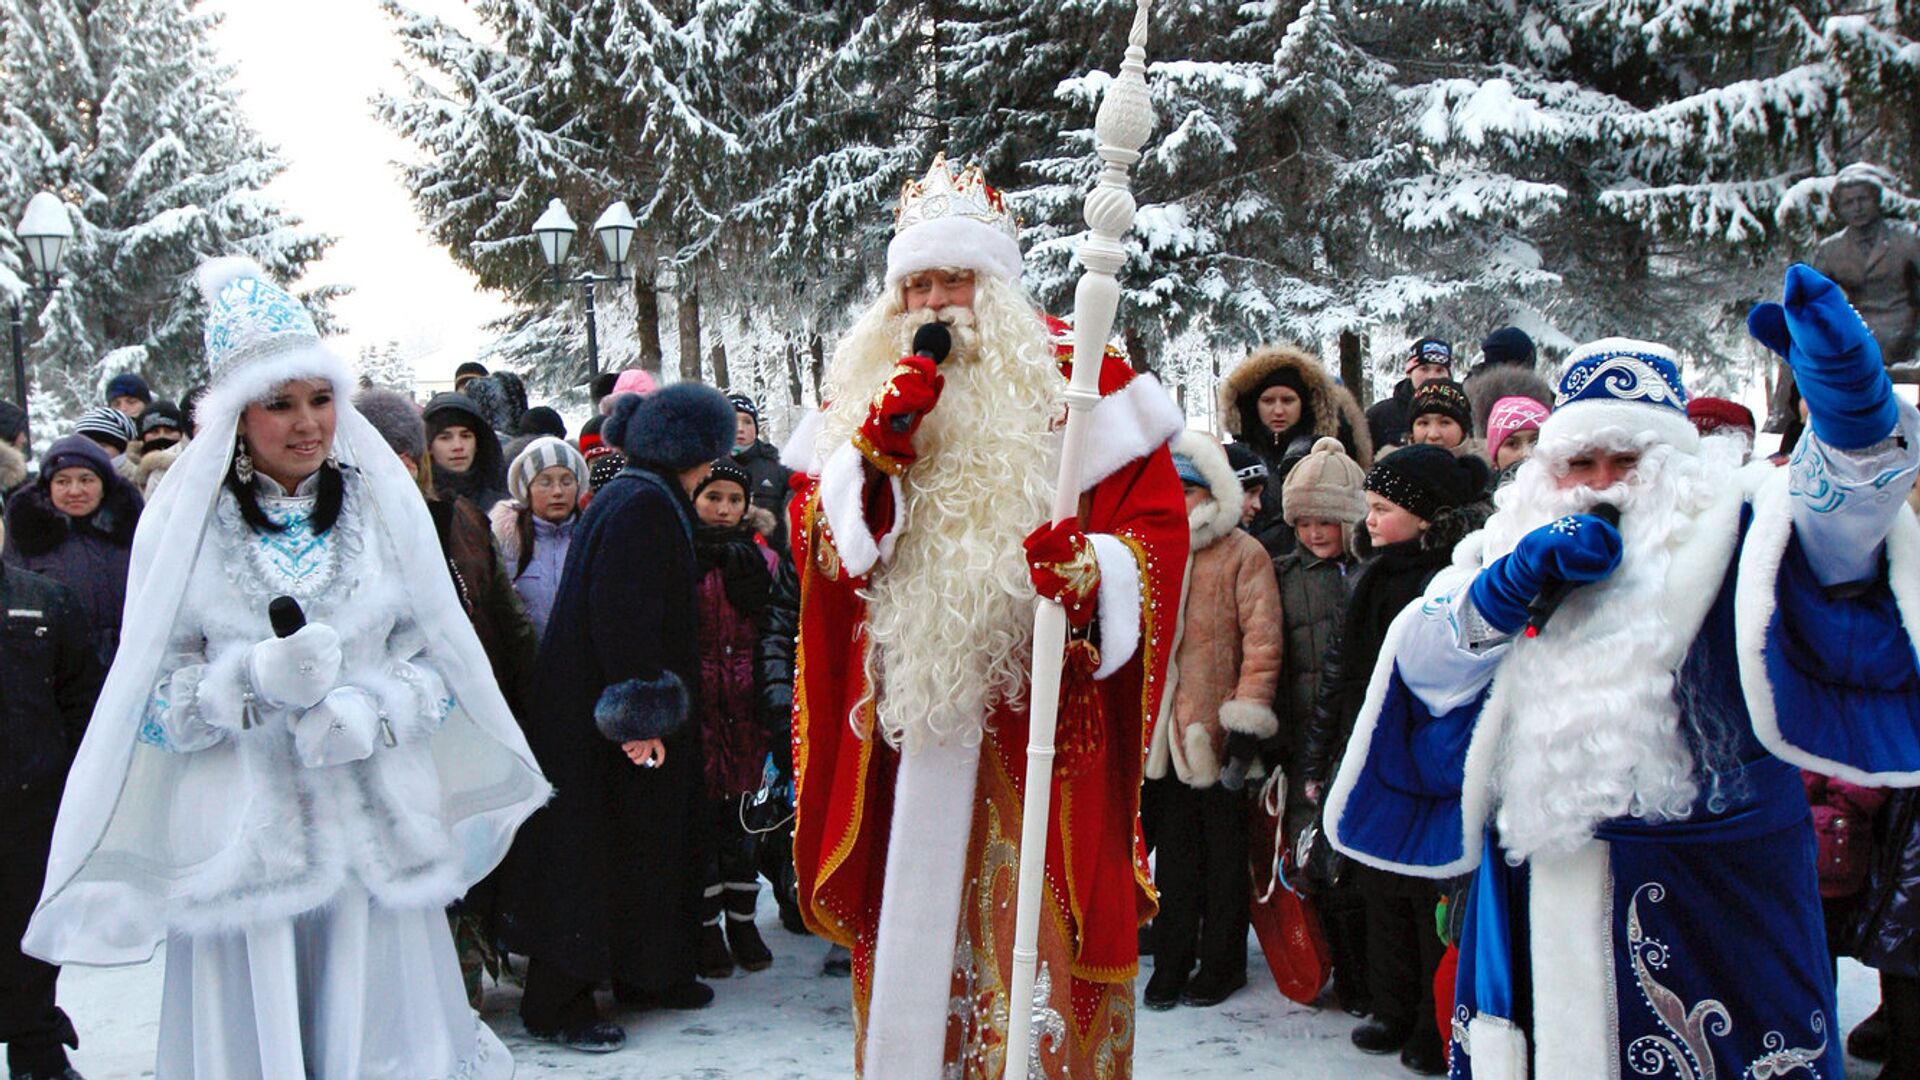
left=235, top=439, right=255, bottom=484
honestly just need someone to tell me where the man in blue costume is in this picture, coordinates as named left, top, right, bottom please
left=1325, top=264, right=1920, bottom=1079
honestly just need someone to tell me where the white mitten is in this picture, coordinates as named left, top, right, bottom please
left=248, top=624, right=342, bottom=709
left=290, top=687, right=380, bottom=768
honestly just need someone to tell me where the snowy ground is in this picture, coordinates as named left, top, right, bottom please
left=55, top=896, right=1887, bottom=1078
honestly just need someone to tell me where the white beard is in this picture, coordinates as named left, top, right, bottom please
left=1481, top=437, right=1742, bottom=862
left=816, top=277, right=1060, bottom=749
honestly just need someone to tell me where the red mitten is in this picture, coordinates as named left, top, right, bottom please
left=855, top=356, right=945, bottom=474
left=1024, top=520, right=1100, bottom=627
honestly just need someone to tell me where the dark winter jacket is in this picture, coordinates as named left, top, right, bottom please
left=429, top=495, right=538, bottom=719
left=493, top=464, right=706, bottom=988
left=1272, top=548, right=1358, bottom=790
left=3, top=466, right=143, bottom=669
left=1217, top=345, right=1373, bottom=557
left=1365, top=377, right=1416, bottom=451
left=694, top=509, right=778, bottom=799
left=756, top=553, right=800, bottom=774
left=0, top=563, right=105, bottom=792
left=1300, top=537, right=1454, bottom=789
left=1853, top=789, right=1920, bottom=977
left=733, top=439, right=793, bottom=549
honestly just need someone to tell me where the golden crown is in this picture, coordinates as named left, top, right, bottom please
left=894, top=153, right=1021, bottom=243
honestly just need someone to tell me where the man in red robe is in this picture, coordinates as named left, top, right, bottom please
left=782, top=155, right=1188, bottom=1078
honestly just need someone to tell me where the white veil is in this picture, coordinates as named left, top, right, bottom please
left=24, top=340, right=551, bottom=966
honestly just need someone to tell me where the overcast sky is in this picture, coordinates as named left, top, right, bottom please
left=205, top=0, right=508, bottom=381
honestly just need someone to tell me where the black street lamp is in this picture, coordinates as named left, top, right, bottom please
left=9, top=192, right=74, bottom=446
left=533, top=197, right=635, bottom=382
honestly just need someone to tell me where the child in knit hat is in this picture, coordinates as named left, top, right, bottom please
left=1299, top=443, right=1487, bottom=1070
left=1487, top=394, right=1550, bottom=472
left=688, top=458, right=782, bottom=979
left=493, top=436, right=590, bottom=640
left=1408, top=379, right=1473, bottom=451
left=1271, top=436, right=1369, bottom=1013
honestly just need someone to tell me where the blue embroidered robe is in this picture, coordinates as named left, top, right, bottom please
left=1327, top=413, right=1920, bottom=1080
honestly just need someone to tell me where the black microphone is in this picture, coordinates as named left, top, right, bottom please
left=1523, top=502, right=1621, bottom=639
left=888, top=323, right=954, bottom=434
left=269, top=595, right=307, bottom=639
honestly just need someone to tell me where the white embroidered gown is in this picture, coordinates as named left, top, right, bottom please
left=136, top=472, right=510, bottom=1080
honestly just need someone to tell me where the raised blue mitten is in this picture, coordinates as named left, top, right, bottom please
left=1467, top=513, right=1624, bottom=634
left=1747, top=263, right=1896, bottom=450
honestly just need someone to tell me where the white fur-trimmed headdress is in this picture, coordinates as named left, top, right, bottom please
left=192, top=257, right=354, bottom=424
left=885, top=154, right=1024, bottom=287
left=1539, top=337, right=1699, bottom=456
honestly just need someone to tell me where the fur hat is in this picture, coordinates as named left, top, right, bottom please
left=1466, top=364, right=1554, bottom=438
left=604, top=381, right=736, bottom=472
left=354, top=388, right=427, bottom=461
left=73, top=406, right=136, bottom=452
left=508, top=435, right=589, bottom=503
left=1282, top=436, right=1366, bottom=526
left=1365, top=444, right=1488, bottom=523
left=1410, top=379, right=1473, bottom=434
left=463, top=371, right=528, bottom=437
left=105, top=372, right=152, bottom=406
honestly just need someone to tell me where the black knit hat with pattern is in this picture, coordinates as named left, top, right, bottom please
left=1409, top=379, right=1474, bottom=434
left=1364, top=444, right=1487, bottom=522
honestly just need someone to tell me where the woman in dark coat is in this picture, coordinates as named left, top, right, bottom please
left=493, top=382, right=736, bottom=1053
left=2, top=434, right=143, bottom=667
left=1216, top=344, right=1373, bottom=556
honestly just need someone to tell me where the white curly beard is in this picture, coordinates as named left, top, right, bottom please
left=815, top=275, right=1061, bottom=749
left=1480, top=433, right=1743, bottom=863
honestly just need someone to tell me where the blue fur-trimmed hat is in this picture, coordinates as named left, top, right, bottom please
left=1542, top=337, right=1698, bottom=453
left=604, top=381, right=736, bottom=471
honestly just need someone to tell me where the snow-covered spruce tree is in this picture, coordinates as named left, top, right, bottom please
left=0, top=0, right=334, bottom=422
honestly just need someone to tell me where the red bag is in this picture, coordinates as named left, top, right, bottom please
left=1248, top=774, right=1332, bottom=1005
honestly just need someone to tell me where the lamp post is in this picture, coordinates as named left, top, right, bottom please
left=9, top=192, right=74, bottom=447
left=532, top=197, right=636, bottom=383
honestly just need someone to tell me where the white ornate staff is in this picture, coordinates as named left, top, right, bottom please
left=1004, top=1, right=1156, bottom=1071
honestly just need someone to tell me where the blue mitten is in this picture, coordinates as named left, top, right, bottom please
left=1467, top=513, right=1624, bottom=634
left=1747, top=263, right=1896, bottom=450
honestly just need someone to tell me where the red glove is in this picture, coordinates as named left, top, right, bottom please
left=855, top=356, right=944, bottom=474
left=1024, top=520, right=1101, bottom=627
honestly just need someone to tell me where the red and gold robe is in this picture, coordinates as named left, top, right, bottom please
left=785, top=348, right=1187, bottom=1078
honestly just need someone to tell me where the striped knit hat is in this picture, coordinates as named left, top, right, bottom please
left=507, top=435, right=589, bottom=504
left=73, top=406, right=138, bottom=452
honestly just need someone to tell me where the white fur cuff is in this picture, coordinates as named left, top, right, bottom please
left=1089, top=533, right=1142, bottom=680
left=1219, top=699, right=1278, bottom=739
left=816, top=441, right=905, bottom=580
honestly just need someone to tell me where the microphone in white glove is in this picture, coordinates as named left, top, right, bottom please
left=248, top=623, right=342, bottom=711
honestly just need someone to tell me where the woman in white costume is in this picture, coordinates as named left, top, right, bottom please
left=21, top=259, right=550, bottom=1079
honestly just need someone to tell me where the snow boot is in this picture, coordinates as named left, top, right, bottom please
left=697, top=920, right=735, bottom=979
left=1857, top=1003, right=1892, bottom=1062
left=1142, top=964, right=1186, bottom=1011
left=1351, top=1017, right=1411, bottom=1055
left=822, top=943, right=852, bottom=977
left=525, top=1021, right=626, bottom=1054
left=725, top=882, right=774, bottom=971
left=1180, top=967, right=1246, bottom=1008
